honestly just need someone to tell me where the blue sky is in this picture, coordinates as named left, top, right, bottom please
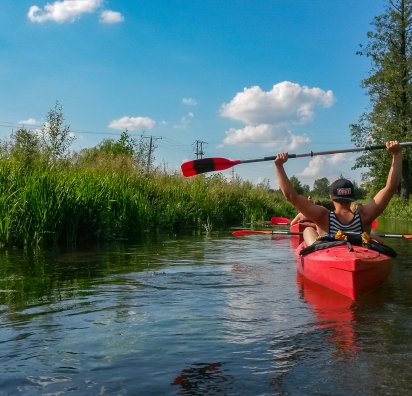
left=0, top=0, right=386, bottom=188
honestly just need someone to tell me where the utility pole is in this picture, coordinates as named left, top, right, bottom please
left=143, top=135, right=162, bottom=172
left=193, top=140, right=207, bottom=159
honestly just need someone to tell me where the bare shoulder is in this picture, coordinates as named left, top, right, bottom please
left=316, top=205, right=330, bottom=227
left=297, top=200, right=329, bottom=225
left=357, top=202, right=377, bottom=224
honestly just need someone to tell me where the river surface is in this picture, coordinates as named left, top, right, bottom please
left=1, top=222, right=412, bottom=395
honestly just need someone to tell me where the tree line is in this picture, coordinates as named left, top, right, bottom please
left=351, top=0, right=412, bottom=199
left=3, top=101, right=155, bottom=172
left=287, top=175, right=366, bottom=201
left=287, top=0, right=412, bottom=202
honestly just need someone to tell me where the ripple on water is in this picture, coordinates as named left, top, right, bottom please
left=1, top=236, right=412, bottom=394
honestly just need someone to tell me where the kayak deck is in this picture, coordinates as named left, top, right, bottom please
left=289, top=222, right=315, bottom=248
left=295, top=242, right=393, bottom=300
left=289, top=221, right=315, bottom=234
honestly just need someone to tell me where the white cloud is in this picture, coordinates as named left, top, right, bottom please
left=174, top=112, right=194, bottom=129
left=223, top=124, right=274, bottom=146
left=297, top=156, right=325, bottom=178
left=298, top=154, right=350, bottom=178
left=99, top=10, right=124, bottom=24
left=219, top=81, right=335, bottom=149
left=18, top=118, right=38, bottom=126
left=327, top=152, right=348, bottom=164
left=220, top=81, right=334, bottom=126
left=182, top=97, right=198, bottom=106
left=28, top=0, right=102, bottom=23
left=222, top=124, right=310, bottom=149
left=108, top=116, right=156, bottom=131
left=289, top=134, right=312, bottom=150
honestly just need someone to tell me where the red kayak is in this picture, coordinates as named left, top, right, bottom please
left=289, top=221, right=315, bottom=233
left=289, top=222, right=315, bottom=248
left=295, top=241, right=393, bottom=300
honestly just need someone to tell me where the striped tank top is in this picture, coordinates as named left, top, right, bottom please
left=329, top=211, right=363, bottom=235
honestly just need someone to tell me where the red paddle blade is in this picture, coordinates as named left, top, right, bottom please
left=403, top=234, right=412, bottom=239
left=181, top=158, right=241, bottom=177
left=371, top=219, right=378, bottom=229
left=271, top=216, right=290, bottom=225
left=232, top=230, right=273, bottom=236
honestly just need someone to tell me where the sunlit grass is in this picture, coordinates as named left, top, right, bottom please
left=0, top=156, right=296, bottom=248
left=383, top=196, right=412, bottom=218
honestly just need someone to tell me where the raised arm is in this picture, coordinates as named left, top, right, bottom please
left=274, top=153, right=328, bottom=227
left=361, top=141, right=402, bottom=223
left=290, top=212, right=306, bottom=226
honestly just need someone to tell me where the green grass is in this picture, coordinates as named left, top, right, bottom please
left=382, top=196, right=412, bottom=218
left=1, top=151, right=409, bottom=249
left=0, top=157, right=296, bottom=248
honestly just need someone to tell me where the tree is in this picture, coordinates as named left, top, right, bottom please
left=10, top=128, right=41, bottom=166
left=41, top=101, right=75, bottom=161
left=350, top=0, right=412, bottom=198
left=97, top=130, right=136, bottom=156
left=289, top=175, right=306, bottom=195
left=257, top=178, right=271, bottom=190
left=353, top=180, right=367, bottom=200
left=302, top=183, right=311, bottom=195
left=312, top=177, right=330, bottom=198
left=78, top=130, right=153, bottom=171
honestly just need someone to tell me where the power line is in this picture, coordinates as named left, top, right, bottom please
left=193, top=140, right=207, bottom=159
left=142, top=135, right=162, bottom=172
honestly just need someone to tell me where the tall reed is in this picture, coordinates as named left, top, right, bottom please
left=0, top=156, right=295, bottom=248
left=3, top=152, right=411, bottom=250
left=382, top=196, right=412, bottom=219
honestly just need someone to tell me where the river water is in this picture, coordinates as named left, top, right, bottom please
left=1, top=225, right=412, bottom=395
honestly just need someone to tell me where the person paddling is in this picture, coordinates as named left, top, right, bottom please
left=289, top=197, right=323, bottom=226
left=274, top=141, right=402, bottom=246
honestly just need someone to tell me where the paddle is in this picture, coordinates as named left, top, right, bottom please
left=232, top=229, right=412, bottom=239
left=270, top=216, right=290, bottom=225
left=181, top=142, right=412, bottom=177
left=232, top=230, right=301, bottom=236
left=270, top=217, right=378, bottom=228
left=377, top=233, right=412, bottom=239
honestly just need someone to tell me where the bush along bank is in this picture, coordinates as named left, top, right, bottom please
left=0, top=158, right=295, bottom=249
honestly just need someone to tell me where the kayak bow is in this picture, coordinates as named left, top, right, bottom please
left=295, top=241, right=393, bottom=299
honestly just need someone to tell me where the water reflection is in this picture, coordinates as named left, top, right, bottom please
left=172, top=362, right=230, bottom=394
left=289, top=234, right=302, bottom=250
left=1, top=234, right=412, bottom=394
left=296, top=273, right=358, bottom=355
left=0, top=237, right=214, bottom=311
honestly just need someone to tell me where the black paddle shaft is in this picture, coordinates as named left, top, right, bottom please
left=238, top=142, right=412, bottom=165
left=181, top=141, right=412, bottom=176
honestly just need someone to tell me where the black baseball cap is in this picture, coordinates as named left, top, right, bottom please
left=330, top=178, right=356, bottom=203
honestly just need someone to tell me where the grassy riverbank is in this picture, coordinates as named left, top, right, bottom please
left=0, top=126, right=410, bottom=249
left=1, top=155, right=411, bottom=249
left=0, top=157, right=295, bottom=248
left=382, top=196, right=412, bottom=219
